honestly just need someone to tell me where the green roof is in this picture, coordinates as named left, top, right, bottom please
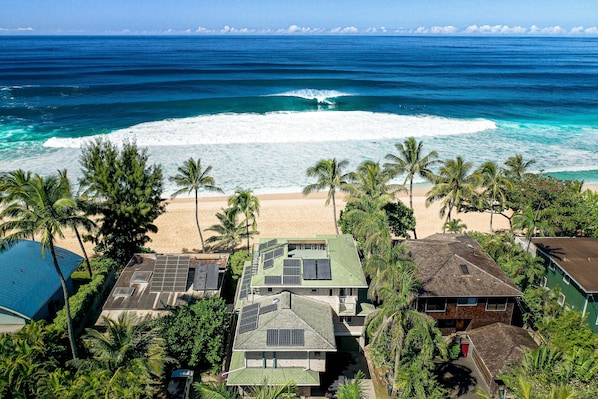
left=251, top=235, right=367, bottom=289
left=234, top=291, right=336, bottom=351
left=226, top=351, right=320, bottom=387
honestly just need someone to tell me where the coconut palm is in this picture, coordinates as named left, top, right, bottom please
left=0, top=172, right=86, bottom=359
left=336, top=370, right=367, bottom=399
left=504, top=154, right=536, bottom=182
left=512, top=206, right=554, bottom=251
left=384, top=137, right=440, bottom=226
left=194, top=381, right=240, bottom=399
left=344, top=193, right=393, bottom=258
left=170, top=158, right=223, bottom=253
left=228, top=189, right=260, bottom=252
left=347, top=160, right=399, bottom=199
left=83, top=312, right=170, bottom=383
left=248, top=379, right=297, bottom=399
left=443, top=218, right=467, bottom=234
left=425, top=156, right=481, bottom=230
left=58, top=169, right=96, bottom=278
left=365, top=241, right=415, bottom=301
left=478, top=161, right=514, bottom=232
left=303, top=158, right=351, bottom=235
left=206, top=207, right=250, bottom=252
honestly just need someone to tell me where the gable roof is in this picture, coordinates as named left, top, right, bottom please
left=249, top=235, right=367, bottom=289
left=234, top=291, right=336, bottom=352
left=409, top=234, right=522, bottom=298
left=0, top=240, right=82, bottom=320
left=532, top=237, right=598, bottom=293
left=468, top=323, right=537, bottom=380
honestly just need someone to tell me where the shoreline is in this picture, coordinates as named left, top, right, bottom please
left=55, top=183, right=598, bottom=256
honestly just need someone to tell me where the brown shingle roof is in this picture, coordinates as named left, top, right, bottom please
left=468, top=323, right=537, bottom=380
left=532, top=237, right=598, bottom=293
left=410, top=234, right=522, bottom=298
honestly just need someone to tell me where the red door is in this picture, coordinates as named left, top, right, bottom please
left=461, top=343, right=470, bottom=357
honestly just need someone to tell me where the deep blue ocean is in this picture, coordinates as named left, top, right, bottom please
left=1, top=36, right=597, bottom=195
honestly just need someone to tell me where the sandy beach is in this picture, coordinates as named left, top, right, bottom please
left=55, top=185, right=514, bottom=256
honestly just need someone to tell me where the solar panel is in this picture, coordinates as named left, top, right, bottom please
left=238, top=303, right=260, bottom=334
left=266, top=329, right=278, bottom=346
left=263, top=258, right=274, bottom=269
left=303, top=259, right=317, bottom=280
left=279, top=329, right=291, bottom=346
left=273, top=247, right=284, bottom=258
left=284, top=267, right=301, bottom=276
left=283, top=275, right=302, bottom=285
left=267, top=239, right=277, bottom=248
left=205, top=263, right=219, bottom=290
left=265, top=275, right=282, bottom=285
left=316, top=259, right=332, bottom=280
left=291, top=329, right=305, bottom=346
left=266, top=328, right=304, bottom=346
left=239, top=321, right=258, bottom=334
left=193, top=264, right=208, bottom=290
left=243, top=303, right=260, bottom=314
left=238, top=265, right=252, bottom=300
left=283, top=258, right=301, bottom=267
left=150, top=255, right=190, bottom=292
left=264, top=251, right=274, bottom=261
left=259, top=303, right=277, bottom=314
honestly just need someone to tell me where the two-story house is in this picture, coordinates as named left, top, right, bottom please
left=409, top=234, right=523, bottom=335
left=227, top=235, right=372, bottom=396
left=532, top=237, right=598, bottom=334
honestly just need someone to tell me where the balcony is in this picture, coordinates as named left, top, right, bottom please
left=337, top=296, right=357, bottom=316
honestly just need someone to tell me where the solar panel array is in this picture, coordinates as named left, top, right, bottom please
left=150, top=255, right=190, bottom=292
left=302, top=258, right=332, bottom=280
left=259, top=239, right=278, bottom=252
left=259, top=303, right=278, bottom=314
left=238, top=303, right=260, bottom=334
left=266, top=328, right=305, bottom=346
left=264, top=275, right=282, bottom=285
left=273, top=247, right=284, bottom=258
left=239, top=265, right=252, bottom=299
left=193, top=263, right=220, bottom=290
left=283, top=275, right=302, bottom=285
left=263, top=258, right=274, bottom=269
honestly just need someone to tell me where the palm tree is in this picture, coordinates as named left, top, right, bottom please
left=58, top=169, right=96, bottom=278
left=384, top=137, right=440, bottom=226
left=303, top=158, right=351, bottom=235
left=0, top=172, right=86, bottom=359
left=206, top=207, right=249, bottom=252
left=336, top=370, right=367, bottom=399
left=248, top=379, right=297, bottom=399
left=194, top=381, right=240, bottom=399
left=478, top=161, right=514, bottom=232
left=504, top=154, right=536, bottom=182
left=228, top=189, right=260, bottom=252
left=347, top=160, right=399, bottom=199
left=512, top=206, right=554, bottom=251
left=443, top=218, right=467, bottom=234
left=83, top=312, right=170, bottom=385
left=170, top=158, right=223, bottom=253
left=425, top=156, right=481, bottom=230
left=344, top=193, right=393, bottom=258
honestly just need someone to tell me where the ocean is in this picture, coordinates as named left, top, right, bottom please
left=1, top=35, right=597, bottom=196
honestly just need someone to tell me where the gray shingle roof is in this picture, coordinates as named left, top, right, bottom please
left=234, top=291, right=336, bottom=351
left=468, top=323, right=537, bottom=380
left=410, top=234, right=522, bottom=298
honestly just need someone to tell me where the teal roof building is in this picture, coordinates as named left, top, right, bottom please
left=0, top=240, right=82, bottom=332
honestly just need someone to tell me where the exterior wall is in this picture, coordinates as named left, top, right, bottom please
left=539, top=252, right=598, bottom=333
left=417, top=297, right=516, bottom=335
left=243, top=351, right=326, bottom=372
left=333, top=315, right=365, bottom=336
left=252, top=288, right=361, bottom=317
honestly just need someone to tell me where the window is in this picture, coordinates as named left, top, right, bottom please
left=425, top=298, right=447, bottom=312
left=486, top=298, right=508, bottom=311
left=340, top=316, right=353, bottom=324
left=311, top=288, right=318, bottom=293
left=457, top=297, right=477, bottom=306
left=595, top=315, right=598, bottom=326
left=540, top=277, right=547, bottom=287
left=563, top=275, right=570, bottom=285
left=267, top=287, right=273, bottom=292
left=558, top=293, right=566, bottom=306
left=548, top=262, right=555, bottom=272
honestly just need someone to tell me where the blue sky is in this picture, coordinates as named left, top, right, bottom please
left=2, top=0, right=597, bottom=35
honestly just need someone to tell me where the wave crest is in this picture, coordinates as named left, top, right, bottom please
left=267, top=89, right=351, bottom=104
left=43, top=111, right=496, bottom=149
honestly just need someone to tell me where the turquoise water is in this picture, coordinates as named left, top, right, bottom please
left=1, top=36, right=597, bottom=195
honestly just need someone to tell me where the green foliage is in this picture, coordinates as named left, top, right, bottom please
left=248, top=379, right=297, bottom=399
left=52, top=257, right=116, bottom=336
left=228, top=189, right=261, bottom=251
left=383, top=201, right=415, bottom=238
left=443, top=218, right=467, bottom=234
left=336, top=370, right=367, bottom=399
left=229, top=250, right=250, bottom=281
left=157, top=297, right=230, bottom=372
left=542, top=311, right=597, bottom=354
left=206, top=207, right=252, bottom=253
left=79, top=138, right=166, bottom=263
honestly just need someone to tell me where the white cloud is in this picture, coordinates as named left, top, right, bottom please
left=584, top=27, right=598, bottom=34
left=330, top=26, right=359, bottom=34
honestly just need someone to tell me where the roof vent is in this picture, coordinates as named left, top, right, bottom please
left=460, top=264, right=470, bottom=275
left=113, top=287, right=135, bottom=298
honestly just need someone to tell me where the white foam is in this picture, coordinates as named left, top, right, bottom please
left=43, top=111, right=497, bottom=148
left=267, top=89, right=351, bottom=104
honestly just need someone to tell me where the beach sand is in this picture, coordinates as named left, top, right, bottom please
left=54, top=186, right=513, bottom=256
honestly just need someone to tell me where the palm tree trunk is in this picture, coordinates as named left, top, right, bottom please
left=490, top=192, right=496, bottom=232
left=74, top=227, right=92, bottom=279
left=49, top=240, right=78, bottom=359
left=409, top=177, right=417, bottom=239
left=246, top=219, right=251, bottom=252
left=195, top=190, right=205, bottom=253
left=332, top=192, right=339, bottom=235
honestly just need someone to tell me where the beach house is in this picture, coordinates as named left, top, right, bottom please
left=409, top=234, right=523, bottom=335
left=226, top=235, right=372, bottom=396
left=0, top=240, right=82, bottom=333
left=98, top=252, right=228, bottom=325
left=532, top=237, right=598, bottom=334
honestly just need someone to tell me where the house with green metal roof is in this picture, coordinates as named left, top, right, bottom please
left=228, top=235, right=372, bottom=396
left=532, top=237, right=598, bottom=334
left=0, top=240, right=82, bottom=333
